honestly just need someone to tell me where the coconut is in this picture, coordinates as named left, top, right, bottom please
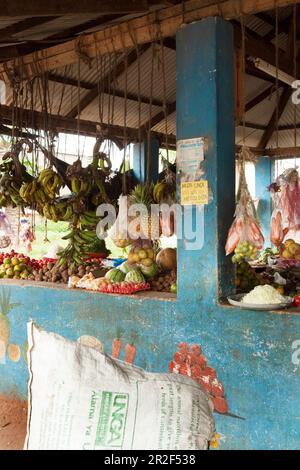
left=156, top=248, right=177, bottom=271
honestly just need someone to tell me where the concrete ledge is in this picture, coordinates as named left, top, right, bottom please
left=0, top=279, right=177, bottom=302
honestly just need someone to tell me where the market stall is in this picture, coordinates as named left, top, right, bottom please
left=0, top=0, right=300, bottom=450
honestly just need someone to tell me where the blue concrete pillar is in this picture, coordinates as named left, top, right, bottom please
left=255, top=157, right=272, bottom=245
left=176, top=17, right=235, bottom=304
left=133, top=136, right=159, bottom=184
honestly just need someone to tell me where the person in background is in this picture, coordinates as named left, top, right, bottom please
left=19, top=218, right=35, bottom=252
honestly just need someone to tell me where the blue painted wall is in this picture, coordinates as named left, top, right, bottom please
left=0, top=283, right=300, bottom=450
left=0, top=17, right=300, bottom=451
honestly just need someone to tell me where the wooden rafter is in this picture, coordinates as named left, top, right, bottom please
left=257, top=87, right=293, bottom=149
left=0, top=16, right=59, bottom=41
left=140, top=101, right=176, bottom=132
left=237, top=145, right=300, bottom=158
left=67, top=44, right=150, bottom=118
left=245, top=84, right=278, bottom=112
left=0, top=0, right=298, bottom=82
left=0, top=1, right=148, bottom=16
left=233, top=21, right=300, bottom=79
left=0, top=103, right=177, bottom=145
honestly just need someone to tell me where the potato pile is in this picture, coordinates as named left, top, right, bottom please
left=150, top=269, right=177, bottom=292
left=29, top=260, right=106, bottom=284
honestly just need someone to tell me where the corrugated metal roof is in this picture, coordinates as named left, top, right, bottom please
left=235, top=126, right=264, bottom=147
left=116, top=45, right=176, bottom=104
left=245, top=15, right=273, bottom=37
left=12, top=14, right=103, bottom=41
left=0, top=5, right=299, bottom=149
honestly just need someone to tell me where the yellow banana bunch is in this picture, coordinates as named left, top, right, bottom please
left=38, top=168, right=63, bottom=199
left=19, top=180, right=49, bottom=206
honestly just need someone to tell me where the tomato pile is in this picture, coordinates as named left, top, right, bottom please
left=169, top=342, right=228, bottom=414
left=99, top=281, right=150, bottom=295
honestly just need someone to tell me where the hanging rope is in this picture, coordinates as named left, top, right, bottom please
left=76, top=56, right=81, bottom=160
left=158, top=27, right=169, bottom=162
left=119, top=27, right=129, bottom=194
left=292, top=5, right=298, bottom=167
left=275, top=7, right=279, bottom=149
left=240, top=13, right=246, bottom=147
left=129, top=25, right=142, bottom=180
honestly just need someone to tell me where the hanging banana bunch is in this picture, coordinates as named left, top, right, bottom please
left=58, top=210, right=101, bottom=265
left=43, top=200, right=74, bottom=223
left=0, top=140, right=33, bottom=208
left=38, top=168, right=63, bottom=199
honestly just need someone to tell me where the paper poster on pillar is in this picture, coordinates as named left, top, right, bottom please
left=177, top=137, right=210, bottom=250
left=177, top=137, right=210, bottom=206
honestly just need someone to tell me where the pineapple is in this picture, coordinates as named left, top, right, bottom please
left=129, top=184, right=160, bottom=239
left=0, top=288, right=20, bottom=360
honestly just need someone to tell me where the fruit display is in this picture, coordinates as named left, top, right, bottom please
left=280, top=239, right=300, bottom=261
left=0, top=254, right=33, bottom=280
left=235, top=261, right=261, bottom=292
left=150, top=269, right=177, bottom=292
left=169, top=342, right=228, bottom=414
left=127, top=241, right=157, bottom=272
left=232, top=240, right=259, bottom=263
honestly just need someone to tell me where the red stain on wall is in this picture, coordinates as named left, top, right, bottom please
left=169, top=342, right=228, bottom=414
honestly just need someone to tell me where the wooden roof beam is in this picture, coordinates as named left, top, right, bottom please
left=0, top=1, right=149, bottom=16
left=0, top=103, right=177, bottom=145
left=140, top=101, right=176, bottom=132
left=67, top=44, right=150, bottom=118
left=0, top=0, right=298, bottom=82
left=245, top=84, right=279, bottom=112
left=0, top=16, right=59, bottom=41
left=233, top=21, right=300, bottom=79
left=257, top=86, right=292, bottom=149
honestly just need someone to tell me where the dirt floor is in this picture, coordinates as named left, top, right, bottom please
left=0, top=395, right=27, bottom=450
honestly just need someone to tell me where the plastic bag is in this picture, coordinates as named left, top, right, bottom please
left=225, top=159, right=264, bottom=255
left=107, top=194, right=131, bottom=248
left=25, top=322, right=215, bottom=450
left=269, top=169, right=300, bottom=246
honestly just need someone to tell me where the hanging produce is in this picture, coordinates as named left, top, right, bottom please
left=225, top=154, right=264, bottom=256
left=0, top=139, right=33, bottom=208
left=270, top=169, right=300, bottom=246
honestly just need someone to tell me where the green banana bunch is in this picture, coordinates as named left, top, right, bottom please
left=153, top=182, right=168, bottom=203
left=71, top=176, right=92, bottom=195
left=78, top=211, right=100, bottom=229
left=59, top=226, right=98, bottom=265
left=153, top=178, right=176, bottom=204
left=42, top=202, right=74, bottom=223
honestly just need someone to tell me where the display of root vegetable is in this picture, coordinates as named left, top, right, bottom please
left=30, top=260, right=107, bottom=284
left=150, top=268, right=177, bottom=292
